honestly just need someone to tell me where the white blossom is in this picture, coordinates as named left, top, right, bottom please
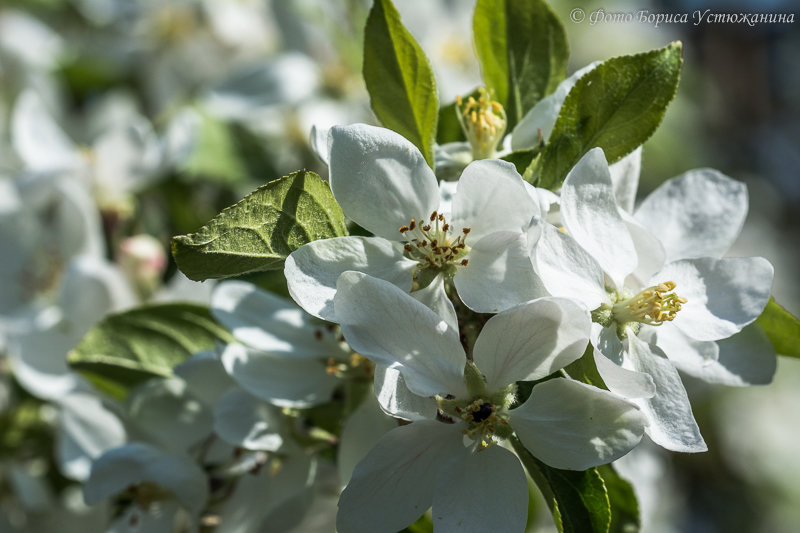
left=333, top=271, right=646, bottom=532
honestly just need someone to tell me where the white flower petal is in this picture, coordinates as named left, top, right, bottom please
left=84, top=443, right=208, bottom=515
left=337, top=420, right=466, bottom=533
left=561, top=148, right=637, bottom=289
left=653, top=322, right=775, bottom=386
left=7, top=321, right=83, bottom=400
left=620, top=210, right=665, bottom=286
left=173, top=351, right=236, bottom=407
left=329, top=124, right=439, bottom=241
left=434, top=142, right=472, bottom=182
left=432, top=445, right=528, bottom=533
left=593, top=348, right=656, bottom=399
left=212, top=281, right=341, bottom=357
left=451, top=159, right=538, bottom=242
left=334, top=272, right=467, bottom=398
left=608, top=146, right=642, bottom=214
left=634, top=169, right=748, bottom=262
left=213, top=388, right=284, bottom=451
left=0, top=11, right=63, bottom=69
left=656, top=257, right=773, bottom=341
left=56, top=392, right=127, bottom=481
left=593, top=324, right=656, bottom=399
left=534, top=224, right=609, bottom=310
left=511, top=61, right=599, bottom=148
left=338, top=394, right=397, bottom=486
left=203, top=53, right=319, bottom=118
left=285, top=236, right=416, bottom=322
left=511, top=378, right=646, bottom=470
left=217, top=453, right=315, bottom=533
left=220, top=343, right=339, bottom=408
left=437, top=179, right=460, bottom=216
left=626, top=333, right=706, bottom=452
left=58, top=256, right=136, bottom=331
left=534, top=186, right=561, bottom=226
left=373, top=365, right=438, bottom=421
left=410, top=274, right=458, bottom=332
left=12, top=90, right=81, bottom=173
left=126, top=378, right=213, bottom=453
left=455, top=231, right=547, bottom=314
left=474, top=298, right=590, bottom=391
left=310, top=124, right=332, bottom=166
left=92, top=121, right=162, bottom=202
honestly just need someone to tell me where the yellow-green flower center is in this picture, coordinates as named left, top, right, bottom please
left=593, top=281, right=688, bottom=338
left=456, top=88, right=507, bottom=159
left=611, top=281, right=687, bottom=326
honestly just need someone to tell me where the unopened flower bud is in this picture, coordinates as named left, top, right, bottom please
left=455, top=88, right=507, bottom=159
left=118, top=235, right=167, bottom=298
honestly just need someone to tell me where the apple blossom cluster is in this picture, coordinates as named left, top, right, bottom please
left=1, top=0, right=793, bottom=532
left=272, top=118, right=774, bottom=531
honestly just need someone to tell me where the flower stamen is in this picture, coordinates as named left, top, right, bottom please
left=456, top=88, right=507, bottom=159
left=611, top=281, right=687, bottom=326
left=398, top=211, right=471, bottom=273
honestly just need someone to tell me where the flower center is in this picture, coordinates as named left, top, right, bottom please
left=457, top=399, right=511, bottom=450
left=608, top=281, right=687, bottom=327
left=456, top=88, right=507, bottom=159
left=399, top=210, right=471, bottom=273
left=326, top=352, right=374, bottom=381
left=437, top=394, right=513, bottom=451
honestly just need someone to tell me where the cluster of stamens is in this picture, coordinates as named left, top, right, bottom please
left=325, top=353, right=373, bottom=380
left=452, top=399, right=510, bottom=450
left=611, top=281, right=688, bottom=326
left=399, top=211, right=470, bottom=270
left=456, top=88, right=507, bottom=159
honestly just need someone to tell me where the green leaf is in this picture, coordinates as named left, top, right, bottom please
left=598, top=465, right=640, bottom=533
left=437, top=88, right=481, bottom=145
left=757, top=297, right=800, bottom=358
left=473, top=0, right=568, bottom=128
left=501, top=148, right=539, bottom=176
left=512, top=436, right=611, bottom=533
left=532, top=42, right=683, bottom=191
left=363, top=0, right=438, bottom=168
left=403, top=513, right=434, bottom=533
left=67, top=304, right=233, bottom=400
left=172, top=170, right=348, bottom=281
left=564, top=345, right=608, bottom=389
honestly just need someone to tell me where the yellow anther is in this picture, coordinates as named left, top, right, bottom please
left=455, top=87, right=507, bottom=159
left=611, top=281, right=687, bottom=326
left=398, top=211, right=471, bottom=273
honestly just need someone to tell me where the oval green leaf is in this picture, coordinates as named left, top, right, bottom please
left=757, top=297, right=800, bottom=358
left=363, top=0, right=439, bottom=168
left=67, top=304, right=233, bottom=400
left=172, top=170, right=348, bottom=281
left=473, top=0, right=568, bottom=129
left=597, top=465, right=640, bottom=533
left=512, top=436, right=611, bottom=533
left=532, top=42, right=683, bottom=190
